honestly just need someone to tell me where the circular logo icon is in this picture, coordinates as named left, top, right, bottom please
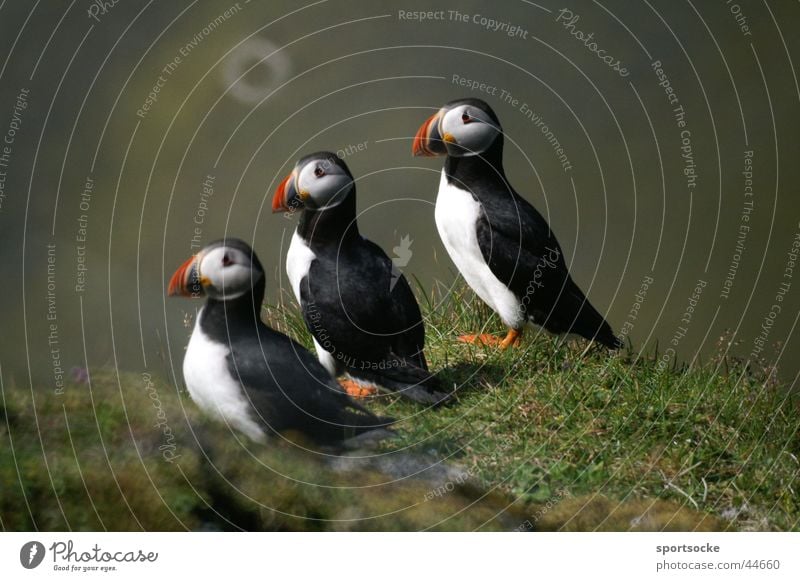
left=221, top=36, right=291, bottom=104
left=19, top=541, right=45, bottom=569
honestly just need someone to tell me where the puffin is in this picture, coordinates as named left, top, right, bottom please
left=272, top=151, right=448, bottom=405
left=167, top=238, right=394, bottom=447
left=412, top=98, right=620, bottom=350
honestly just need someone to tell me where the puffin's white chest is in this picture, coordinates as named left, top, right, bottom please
left=434, top=170, right=524, bottom=329
left=286, top=230, right=316, bottom=304
left=183, top=311, right=266, bottom=443
left=286, top=230, right=339, bottom=373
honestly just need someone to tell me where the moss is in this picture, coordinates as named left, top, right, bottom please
left=1, top=289, right=797, bottom=531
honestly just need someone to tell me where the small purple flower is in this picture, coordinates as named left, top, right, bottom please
left=71, top=366, right=89, bottom=384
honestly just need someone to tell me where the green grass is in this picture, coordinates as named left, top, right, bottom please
left=2, top=285, right=798, bottom=531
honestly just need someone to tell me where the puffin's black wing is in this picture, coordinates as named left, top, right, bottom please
left=476, top=191, right=619, bottom=348
left=387, top=274, right=429, bottom=369
left=366, top=239, right=429, bottom=369
left=226, top=325, right=393, bottom=444
left=301, top=239, right=446, bottom=402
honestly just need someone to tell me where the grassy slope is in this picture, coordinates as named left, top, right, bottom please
left=269, top=284, right=800, bottom=531
left=1, top=286, right=797, bottom=531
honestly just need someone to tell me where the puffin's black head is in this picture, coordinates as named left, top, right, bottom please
left=167, top=238, right=264, bottom=301
left=272, top=151, right=354, bottom=214
left=412, top=98, right=502, bottom=158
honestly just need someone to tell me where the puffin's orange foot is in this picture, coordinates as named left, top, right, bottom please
left=499, top=328, right=523, bottom=350
left=457, top=333, right=503, bottom=346
left=340, top=379, right=378, bottom=398
left=458, top=329, right=523, bottom=350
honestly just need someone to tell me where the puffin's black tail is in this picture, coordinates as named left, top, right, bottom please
left=573, top=304, right=621, bottom=349
left=338, top=403, right=396, bottom=439
left=349, top=356, right=451, bottom=405
left=303, top=404, right=395, bottom=451
left=561, top=284, right=621, bottom=350
left=340, top=426, right=398, bottom=450
left=589, top=318, right=623, bottom=350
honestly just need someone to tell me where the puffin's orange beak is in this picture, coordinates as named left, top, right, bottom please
left=272, top=171, right=305, bottom=214
left=168, top=254, right=205, bottom=297
left=272, top=173, right=292, bottom=213
left=412, top=110, right=446, bottom=156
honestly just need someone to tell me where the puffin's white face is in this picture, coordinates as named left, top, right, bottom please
left=198, top=245, right=261, bottom=300
left=295, top=157, right=353, bottom=210
left=439, top=104, right=500, bottom=157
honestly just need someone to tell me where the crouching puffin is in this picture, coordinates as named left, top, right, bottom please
left=272, top=151, right=448, bottom=405
left=167, top=238, right=394, bottom=447
left=413, top=98, right=620, bottom=350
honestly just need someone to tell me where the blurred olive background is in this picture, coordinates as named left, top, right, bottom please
left=0, top=0, right=798, bottom=390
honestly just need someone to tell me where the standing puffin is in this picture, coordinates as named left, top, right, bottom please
left=272, top=151, right=448, bottom=405
left=412, top=98, right=620, bottom=350
left=167, top=238, right=393, bottom=447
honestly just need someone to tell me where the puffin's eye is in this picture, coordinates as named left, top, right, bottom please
left=314, top=166, right=325, bottom=178
left=222, top=253, right=234, bottom=267
left=461, top=112, right=472, bottom=124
